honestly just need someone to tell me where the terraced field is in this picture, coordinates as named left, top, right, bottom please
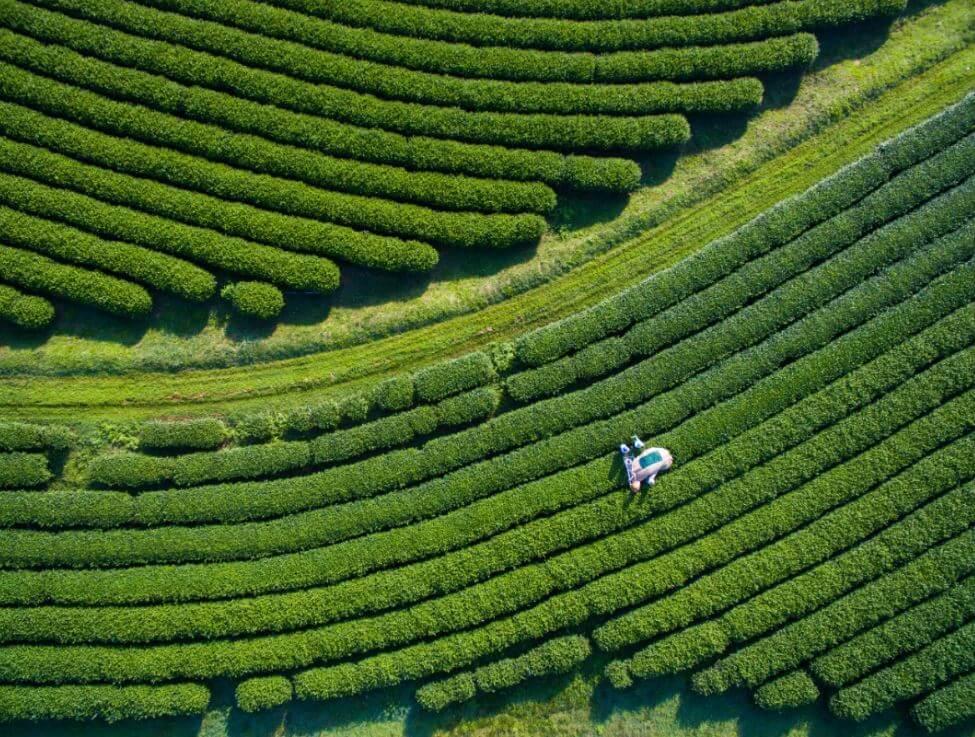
left=1, top=1, right=974, bottom=736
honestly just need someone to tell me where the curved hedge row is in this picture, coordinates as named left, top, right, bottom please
left=4, top=2, right=692, bottom=152
left=279, top=0, right=900, bottom=53
left=512, top=93, right=975, bottom=366
left=0, top=64, right=555, bottom=216
left=221, top=282, right=284, bottom=319
left=0, top=103, right=547, bottom=253
left=0, top=422, right=73, bottom=452
left=0, top=205, right=215, bottom=302
left=234, top=676, right=291, bottom=713
left=912, top=671, right=975, bottom=732
left=0, top=136, right=444, bottom=270
left=0, top=284, right=53, bottom=329
left=811, top=574, right=975, bottom=688
left=0, top=683, right=209, bottom=722
left=0, top=32, right=641, bottom=192
left=415, top=636, right=591, bottom=711
left=830, top=619, right=975, bottom=722
left=0, top=172, right=340, bottom=294
left=0, top=453, right=50, bottom=489
left=0, top=241, right=151, bottom=317
left=0, top=268, right=964, bottom=628
left=353, top=0, right=779, bottom=20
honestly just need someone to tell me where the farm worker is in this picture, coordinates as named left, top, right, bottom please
left=621, top=439, right=673, bottom=494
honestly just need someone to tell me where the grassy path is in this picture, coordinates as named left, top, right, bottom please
left=1, top=1, right=973, bottom=420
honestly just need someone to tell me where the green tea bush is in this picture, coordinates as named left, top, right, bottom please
left=0, top=241, right=151, bottom=317
left=0, top=204, right=215, bottom=301
left=0, top=284, right=54, bottom=329
left=414, top=352, right=495, bottom=402
left=234, top=676, right=292, bottom=712
left=372, top=376, right=415, bottom=412
left=136, top=419, right=227, bottom=451
left=0, top=422, right=73, bottom=451
left=0, top=683, right=209, bottom=721
left=0, top=40, right=640, bottom=192
left=753, top=671, right=819, bottom=710
left=221, top=282, right=285, bottom=319
left=0, top=453, right=51, bottom=489
left=912, top=672, right=975, bottom=732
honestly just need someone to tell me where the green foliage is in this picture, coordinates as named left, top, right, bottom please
left=221, top=282, right=285, bottom=320
left=0, top=283, right=53, bottom=329
left=0, top=34, right=640, bottom=192
left=514, top=93, right=975, bottom=367
left=912, top=671, right=975, bottom=732
left=414, top=352, right=495, bottom=402
left=0, top=172, right=339, bottom=294
left=0, top=242, right=151, bottom=317
left=234, top=675, right=292, bottom=712
left=0, top=453, right=50, bottom=489
left=372, top=375, right=415, bottom=412
left=415, top=636, right=590, bottom=710
left=135, top=418, right=227, bottom=451
left=753, top=671, right=819, bottom=710
left=0, top=683, right=209, bottom=721
left=831, top=620, right=975, bottom=721
left=605, top=661, right=633, bottom=689
left=0, top=422, right=73, bottom=451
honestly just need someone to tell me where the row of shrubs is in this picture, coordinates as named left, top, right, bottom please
left=0, top=683, right=209, bottom=722
left=753, top=671, right=820, bottom=710
left=0, top=240, right=151, bottom=317
left=0, top=202, right=216, bottom=302
left=691, top=481, right=975, bottom=694
left=912, top=670, right=975, bottom=732
left=7, top=3, right=692, bottom=152
left=415, top=636, right=591, bottom=711
left=234, top=676, right=292, bottom=713
left=286, top=267, right=975, bottom=701
left=0, top=62, right=555, bottom=216
left=44, top=0, right=778, bottom=106
left=0, top=135, right=445, bottom=271
left=812, top=574, right=975, bottom=688
left=5, top=276, right=962, bottom=673
left=625, top=480, right=975, bottom=685
left=7, top=205, right=965, bottom=542
left=595, top=342, right=975, bottom=654
left=1, top=103, right=550, bottom=254
left=87, top=386, right=499, bottom=490
left=512, top=93, right=975, bottom=367
left=0, top=453, right=51, bottom=489
left=0, top=422, right=73, bottom=451
left=0, top=169, right=340, bottom=294
left=507, top=144, right=975, bottom=402
left=2, top=257, right=960, bottom=620
left=0, top=283, right=53, bottom=329
left=289, top=0, right=901, bottom=53
left=0, top=36, right=642, bottom=193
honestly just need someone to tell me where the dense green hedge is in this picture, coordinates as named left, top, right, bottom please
left=812, top=575, right=975, bottom=688
left=372, top=376, right=415, bottom=412
left=7, top=296, right=967, bottom=678
left=513, top=93, right=975, bottom=366
left=0, top=135, right=443, bottom=270
left=0, top=683, right=209, bottom=721
left=0, top=453, right=51, bottom=489
left=221, top=282, right=285, bottom=319
left=0, top=103, right=546, bottom=254
left=753, top=671, right=819, bottom=710
left=5, top=2, right=691, bottom=152
left=0, top=240, right=151, bottom=317
left=0, top=283, right=53, bottom=329
left=0, top=423, right=73, bottom=452
left=346, top=0, right=779, bottom=20
left=692, top=511, right=975, bottom=694
left=0, top=204, right=215, bottom=302
left=415, top=636, right=590, bottom=710
left=0, top=32, right=641, bottom=193
left=831, top=620, right=975, bottom=722
left=912, top=671, right=975, bottom=732
left=136, top=419, right=227, bottom=451
left=234, top=676, right=292, bottom=712
left=594, top=357, right=975, bottom=654
left=282, top=0, right=901, bottom=53
left=0, top=63, right=555, bottom=216
left=414, top=352, right=495, bottom=402
left=0, top=172, right=340, bottom=294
